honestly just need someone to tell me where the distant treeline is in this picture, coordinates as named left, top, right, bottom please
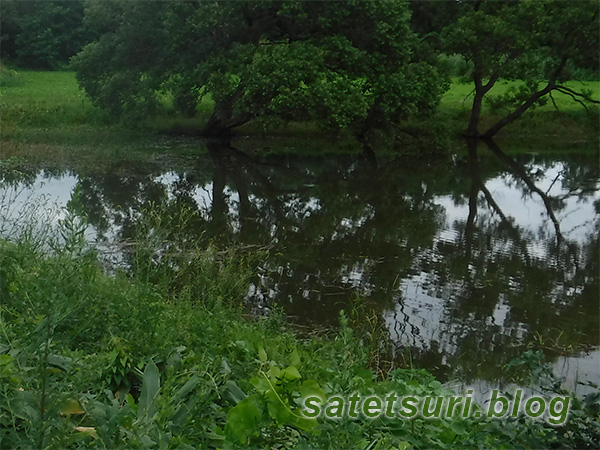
left=0, top=1, right=452, bottom=71
left=0, top=0, right=92, bottom=70
left=2, top=0, right=597, bottom=83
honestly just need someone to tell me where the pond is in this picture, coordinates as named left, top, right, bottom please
left=1, top=137, right=598, bottom=396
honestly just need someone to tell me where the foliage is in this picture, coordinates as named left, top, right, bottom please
left=72, top=1, right=447, bottom=137
left=0, top=196, right=598, bottom=449
left=504, top=350, right=600, bottom=449
left=409, top=1, right=463, bottom=41
left=0, top=0, right=22, bottom=59
left=1, top=1, right=92, bottom=70
left=441, top=0, right=600, bottom=137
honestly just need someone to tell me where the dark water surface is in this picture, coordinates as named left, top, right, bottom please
left=2, top=138, right=598, bottom=395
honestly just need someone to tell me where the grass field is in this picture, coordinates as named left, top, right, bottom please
left=1, top=69, right=598, bottom=147
left=0, top=70, right=105, bottom=128
left=437, top=78, right=599, bottom=141
left=440, top=77, right=600, bottom=113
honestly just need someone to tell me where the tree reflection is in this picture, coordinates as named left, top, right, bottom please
left=391, top=138, right=599, bottom=381
left=1, top=138, right=597, bottom=383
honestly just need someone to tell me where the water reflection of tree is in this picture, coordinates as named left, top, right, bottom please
left=3, top=139, right=597, bottom=383
left=407, top=139, right=599, bottom=382
left=204, top=142, right=445, bottom=324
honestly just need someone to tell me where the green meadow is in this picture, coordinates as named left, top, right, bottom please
left=1, top=70, right=598, bottom=145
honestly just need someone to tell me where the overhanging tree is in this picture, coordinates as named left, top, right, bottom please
left=442, top=0, right=599, bottom=139
left=72, top=1, right=447, bottom=139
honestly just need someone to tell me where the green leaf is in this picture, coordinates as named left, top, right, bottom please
left=258, top=345, right=267, bottom=362
left=288, top=348, right=301, bottom=367
left=298, top=380, right=326, bottom=403
left=173, top=375, right=199, bottom=402
left=223, top=380, right=247, bottom=405
left=47, top=353, right=72, bottom=371
left=266, top=389, right=290, bottom=424
left=291, top=413, right=319, bottom=433
left=60, top=398, right=85, bottom=415
left=450, top=420, right=467, bottom=435
left=267, top=365, right=281, bottom=381
left=429, top=380, right=442, bottom=390
left=225, top=397, right=262, bottom=444
left=140, top=435, right=155, bottom=447
left=138, top=360, right=160, bottom=420
left=205, top=431, right=226, bottom=443
left=250, top=375, right=271, bottom=394
left=282, top=366, right=302, bottom=381
left=220, top=358, right=232, bottom=376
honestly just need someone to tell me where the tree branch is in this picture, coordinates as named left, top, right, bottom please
left=554, top=84, right=600, bottom=104
left=482, top=73, right=499, bottom=93
left=554, top=85, right=599, bottom=115
left=484, top=139, right=564, bottom=245
left=481, top=83, right=554, bottom=138
left=548, top=91, right=560, bottom=112
left=481, top=56, right=569, bottom=138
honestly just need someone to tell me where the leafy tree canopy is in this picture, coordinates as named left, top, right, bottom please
left=441, top=0, right=600, bottom=138
left=73, top=1, right=447, bottom=138
left=0, top=0, right=21, bottom=59
left=1, top=0, right=92, bottom=70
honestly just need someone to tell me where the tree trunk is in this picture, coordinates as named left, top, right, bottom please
left=464, top=138, right=480, bottom=258
left=201, top=109, right=253, bottom=139
left=465, top=72, right=498, bottom=138
left=201, top=88, right=253, bottom=139
left=201, top=114, right=235, bottom=139
left=358, top=136, right=378, bottom=169
left=483, top=139, right=563, bottom=245
left=466, top=88, right=484, bottom=138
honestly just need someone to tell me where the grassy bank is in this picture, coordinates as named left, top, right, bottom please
left=1, top=69, right=598, bottom=149
left=0, top=197, right=598, bottom=449
left=437, top=77, right=599, bottom=141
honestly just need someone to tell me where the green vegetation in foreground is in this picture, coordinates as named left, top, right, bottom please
left=1, top=199, right=598, bottom=449
left=1, top=69, right=598, bottom=149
